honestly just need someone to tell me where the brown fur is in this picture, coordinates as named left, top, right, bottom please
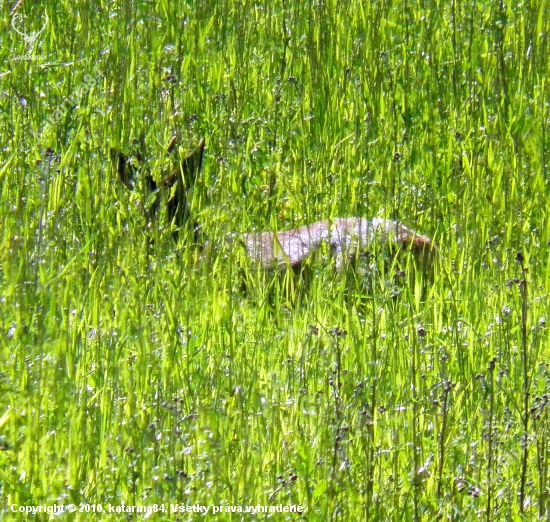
left=243, top=217, right=433, bottom=270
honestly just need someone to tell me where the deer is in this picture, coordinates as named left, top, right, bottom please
left=110, top=135, right=205, bottom=242
left=109, top=138, right=435, bottom=273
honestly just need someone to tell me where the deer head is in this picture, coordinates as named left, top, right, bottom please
left=110, top=137, right=205, bottom=239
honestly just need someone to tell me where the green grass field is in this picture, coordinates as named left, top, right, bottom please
left=1, top=0, right=550, bottom=520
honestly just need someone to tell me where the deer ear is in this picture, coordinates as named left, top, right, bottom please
left=110, top=148, right=137, bottom=190
left=181, top=138, right=206, bottom=188
left=166, top=131, right=178, bottom=154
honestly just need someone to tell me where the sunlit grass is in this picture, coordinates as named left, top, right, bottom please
left=1, top=0, right=550, bottom=520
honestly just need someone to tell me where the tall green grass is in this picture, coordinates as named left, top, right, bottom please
left=1, top=0, right=550, bottom=520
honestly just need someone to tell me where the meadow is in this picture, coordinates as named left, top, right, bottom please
left=1, top=0, right=550, bottom=520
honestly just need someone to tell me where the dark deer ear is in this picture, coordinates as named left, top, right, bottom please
left=166, top=131, right=178, bottom=154
left=181, top=138, right=206, bottom=189
left=161, top=139, right=206, bottom=230
left=110, top=148, right=137, bottom=190
left=159, top=138, right=206, bottom=189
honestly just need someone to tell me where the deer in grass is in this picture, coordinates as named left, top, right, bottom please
left=110, top=138, right=434, bottom=272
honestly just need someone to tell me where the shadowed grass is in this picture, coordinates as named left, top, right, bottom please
left=1, top=0, right=550, bottom=520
